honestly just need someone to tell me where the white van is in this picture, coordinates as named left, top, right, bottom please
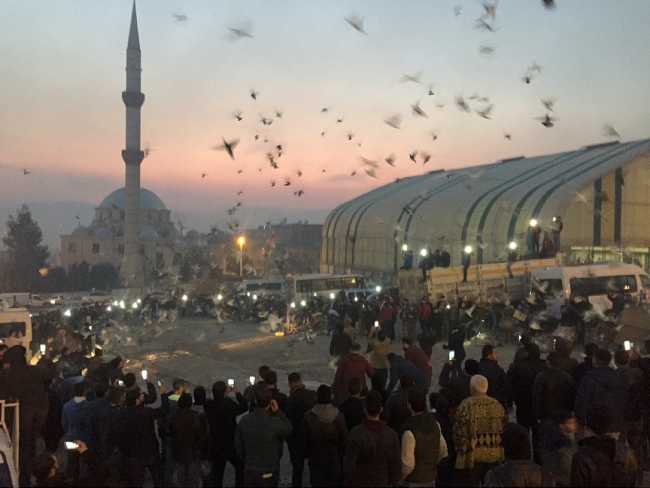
left=236, top=278, right=285, bottom=298
left=531, top=263, right=650, bottom=319
left=0, top=306, right=33, bottom=360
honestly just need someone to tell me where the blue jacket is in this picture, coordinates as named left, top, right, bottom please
left=387, top=356, right=429, bottom=395
left=62, top=398, right=89, bottom=441
left=575, top=366, right=628, bottom=431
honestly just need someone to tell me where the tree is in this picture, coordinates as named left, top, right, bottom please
left=1, top=205, right=49, bottom=292
left=67, top=261, right=90, bottom=291
left=87, top=263, right=119, bottom=290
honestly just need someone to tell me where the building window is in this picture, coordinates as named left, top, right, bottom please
left=139, top=244, right=145, bottom=255
left=92, top=243, right=100, bottom=254
left=117, top=244, right=124, bottom=254
left=120, top=211, right=125, bottom=220
left=68, top=242, right=76, bottom=253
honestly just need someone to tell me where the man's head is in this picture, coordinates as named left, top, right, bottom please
left=350, top=343, right=362, bottom=354
left=482, top=344, right=498, bottom=361
left=32, top=452, right=58, bottom=483
left=172, top=379, right=186, bottom=395
left=386, top=352, right=397, bottom=363
left=407, top=389, right=427, bottom=416
left=258, top=365, right=270, bottom=381
left=584, top=343, right=599, bottom=360
left=614, top=349, right=630, bottom=367
left=546, top=350, right=562, bottom=369
left=585, top=405, right=612, bottom=435
left=401, top=337, right=413, bottom=351
left=556, top=410, right=578, bottom=436
left=288, top=372, right=302, bottom=387
left=193, top=386, right=207, bottom=405
left=254, top=387, right=272, bottom=410
left=212, top=381, right=227, bottom=399
left=125, top=387, right=143, bottom=407
left=464, top=359, right=480, bottom=376
left=316, top=384, right=332, bottom=405
left=377, top=330, right=387, bottom=341
left=94, top=382, right=109, bottom=399
left=501, top=423, right=532, bottom=461
left=108, top=386, right=126, bottom=406
left=470, top=375, right=488, bottom=396
left=74, top=381, right=89, bottom=399
left=123, top=372, right=137, bottom=389
left=592, top=349, right=612, bottom=368
left=364, top=390, right=383, bottom=420
left=399, top=374, right=414, bottom=391
left=525, top=343, right=542, bottom=361
left=264, top=370, right=278, bottom=389
left=178, top=392, right=193, bottom=409
left=347, top=376, right=362, bottom=397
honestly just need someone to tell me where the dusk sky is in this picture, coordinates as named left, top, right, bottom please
left=1, top=0, right=649, bottom=248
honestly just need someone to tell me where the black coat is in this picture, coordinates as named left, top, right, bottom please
left=203, top=393, right=249, bottom=458
left=570, top=436, right=637, bottom=488
left=282, top=386, right=318, bottom=442
left=330, top=331, right=353, bottom=357
left=438, top=363, right=471, bottom=407
left=483, top=459, right=555, bottom=487
left=124, top=394, right=170, bottom=461
left=507, top=357, right=547, bottom=421
left=303, top=405, right=348, bottom=469
left=339, top=396, right=365, bottom=432
left=532, top=368, right=576, bottom=422
left=478, top=358, right=511, bottom=407
left=170, top=407, right=209, bottom=465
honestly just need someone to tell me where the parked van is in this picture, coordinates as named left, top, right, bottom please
left=0, top=293, right=31, bottom=308
left=0, top=305, right=33, bottom=360
left=236, top=278, right=285, bottom=297
left=531, top=263, right=650, bottom=319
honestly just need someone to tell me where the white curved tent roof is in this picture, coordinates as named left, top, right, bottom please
left=323, top=138, right=650, bottom=274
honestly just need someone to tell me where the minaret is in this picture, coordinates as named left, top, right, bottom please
left=119, top=1, right=145, bottom=287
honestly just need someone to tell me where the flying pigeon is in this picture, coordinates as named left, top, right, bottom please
left=344, top=15, right=367, bottom=35
left=211, top=138, right=240, bottom=159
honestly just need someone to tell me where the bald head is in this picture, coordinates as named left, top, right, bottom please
left=470, top=375, right=488, bottom=395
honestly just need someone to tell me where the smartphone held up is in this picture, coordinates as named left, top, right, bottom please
left=228, top=379, right=235, bottom=387
left=449, top=350, right=455, bottom=361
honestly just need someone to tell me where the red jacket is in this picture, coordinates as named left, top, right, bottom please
left=405, top=345, right=432, bottom=379
left=378, top=305, right=393, bottom=324
left=332, top=353, right=375, bottom=398
left=417, top=302, right=433, bottom=322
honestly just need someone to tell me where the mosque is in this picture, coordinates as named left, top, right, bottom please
left=321, top=138, right=650, bottom=284
left=60, top=3, right=182, bottom=282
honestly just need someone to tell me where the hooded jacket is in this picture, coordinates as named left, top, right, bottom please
left=343, top=418, right=401, bottom=487
left=332, top=353, right=374, bottom=399
left=282, top=385, right=318, bottom=442
left=574, top=367, right=628, bottom=431
left=303, top=404, right=348, bottom=469
left=386, top=356, right=429, bottom=395
left=62, top=397, right=89, bottom=441
left=234, top=407, right=293, bottom=472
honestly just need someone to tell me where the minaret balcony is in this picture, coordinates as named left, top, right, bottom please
left=122, top=149, right=144, bottom=166
left=122, top=91, right=145, bottom=108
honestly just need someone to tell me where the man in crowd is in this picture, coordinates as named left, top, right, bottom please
left=235, top=388, right=293, bottom=487
left=170, top=392, right=209, bottom=487
left=483, top=422, right=555, bottom=487
left=383, top=374, right=414, bottom=432
left=386, top=352, right=429, bottom=395
left=339, top=377, right=365, bottom=431
left=61, top=381, right=91, bottom=482
left=402, top=337, right=431, bottom=383
left=264, top=370, right=288, bottom=411
left=439, top=358, right=479, bottom=409
left=331, top=343, right=374, bottom=402
left=204, top=380, right=249, bottom=487
left=478, top=345, right=511, bottom=410
left=453, top=375, right=506, bottom=487
left=400, top=297, right=419, bottom=342
left=343, top=390, right=401, bottom=487
left=400, top=389, right=448, bottom=487
left=303, top=384, right=348, bottom=487
left=282, top=372, right=317, bottom=488
left=538, top=410, right=578, bottom=487
left=532, top=351, right=576, bottom=425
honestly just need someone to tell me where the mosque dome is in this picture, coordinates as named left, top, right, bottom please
left=71, top=226, right=89, bottom=236
left=93, top=226, right=114, bottom=238
left=140, top=226, right=159, bottom=238
left=99, top=188, right=167, bottom=211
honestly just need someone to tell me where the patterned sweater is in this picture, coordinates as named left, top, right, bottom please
left=452, top=393, right=506, bottom=469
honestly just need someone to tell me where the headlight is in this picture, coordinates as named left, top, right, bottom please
left=217, top=294, right=223, bottom=301
left=137, top=298, right=142, bottom=303
left=113, top=300, right=118, bottom=306
left=300, top=300, right=306, bottom=307
left=50, top=299, right=56, bottom=305
left=106, top=306, right=112, bottom=312
left=446, top=304, right=451, bottom=309
left=64, top=309, right=71, bottom=317
left=354, top=297, right=358, bottom=302
left=182, top=294, right=188, bottom=301
left=132, top=302, right=138, bottom=309
left=329, top=293, right=335, bottom=299
left=290, top=302, right=296, bottom=308
left=119, top=300, right=125, bottom=309
left=253, top=294, right=257, bottom=301
left=375, top=285, right=381, bottom=292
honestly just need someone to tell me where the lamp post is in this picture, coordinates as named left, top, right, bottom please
left=237, top=236, right=245, bottom=277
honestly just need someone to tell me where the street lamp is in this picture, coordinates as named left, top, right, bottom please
left=529, top=219, right=538, bottom=227
left=237, top=236, right=245, bottom=277
left=464, top=245, right=473, bottom=254
left=402, top=244, right=408, bottom=252
left=509, top=241, right=518, bottom=250
left=420, top=249, right=427, bottom=257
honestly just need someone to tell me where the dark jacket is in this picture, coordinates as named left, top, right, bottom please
left=532, top=368, right=576, bottom=422
left=570, top=435, right=637, bottom=487
left=401, top=411, right=442, bottom=484
left=574, top=367, right=628, bottom=431
left=538, top=421, right=576, bottom=487
left=339, top=396, right=365, bottom=432
left=438, top=363, right=471, bottom=407
left=203, top=392, right=248, bottom=458
left=282, top=386, right=318, bottom=443
left=483, top=459, right=556, bottom=487
left=332, top=353, right=374, bottom=399
left=617, top=364, right=645, bottom=421
left=405, top=345, right=431, bottom=379
left=446, top=328, right=466, bottom=362
left=382, top=387, right=412, bottom=432
left=479, top=358, right=511, bottom=407
left=507, top=357, right=547, bottom=421
left=343, top=418, right=401, bottom=487
left=234, top=407, right=293, bottom=472
left=386, top=356, right=429, bottom=395
left=124, top=394, right=170, bottom=461
left=62, top=398, right=89, bottom=441
left=83, top=397, right=111, bottom=451
left=170, top=407, right=210, bottom=465
left=0, top=349, right=52, bottom=408
left=303, top=404, right=348, bottom=470
left=572, top=358, right=594, bottom=389
left=330, top=331, right=353, bottom=357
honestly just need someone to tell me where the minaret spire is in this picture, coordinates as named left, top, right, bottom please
left=120, top=0, right=145, bottom=287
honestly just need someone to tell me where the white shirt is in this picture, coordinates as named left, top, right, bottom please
left=401, top=420, right=448, bottom=480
